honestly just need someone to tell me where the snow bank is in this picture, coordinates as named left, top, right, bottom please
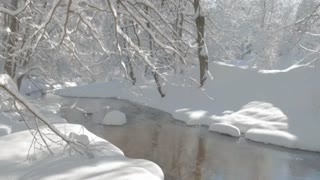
left=20, top=76, right=78, bottom=98
left=245, top=129, right=297, bottom=148
left=0, top=123, right=164, bottom=180
left=56, top=62, right=320, bottom=152
left=0, top=75, right=163, bottom=179
left=57, top=80, right=125, bottom=98
left=102, top=110, right=127, bottom=125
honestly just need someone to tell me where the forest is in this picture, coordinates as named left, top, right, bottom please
left=1, top=0, right=319, bottom=90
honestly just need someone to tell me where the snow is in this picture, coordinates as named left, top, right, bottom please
left=0, top=2, right=29, bottom=16
left=0, top=113, right=28, bottom=136
left=210, top=101, right=288, bottom=133
left=199, top=44, right=208, bottom=57
left=68, top=132, right=90, bottom=146
left=209, top=123, right=241, bottom=137
left=56, top=62, right=320, bottom=152
left=245, top=129, right=297, bottom=148
left=19, top=76, right=47, bottom=97
left=0, top=124, right=163, bottom=180
left=102, top=110, right=127, bottom=125
left=19, top=76, right=78, bottom=98
left=0, top=74, right=163, bottom=180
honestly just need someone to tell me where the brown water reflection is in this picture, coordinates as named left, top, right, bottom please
left=61, top=98, right=320, bottom=180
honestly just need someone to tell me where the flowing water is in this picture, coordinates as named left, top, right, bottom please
left=60, top=97, right=320, bottom=180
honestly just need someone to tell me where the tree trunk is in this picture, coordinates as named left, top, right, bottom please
left=173, top=0, right=185, bottom=74
left=4, top=0, right=19, bottom=78
left=194, top=0, right=208, bottom=87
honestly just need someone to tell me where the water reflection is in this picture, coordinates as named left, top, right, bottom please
left=60, top=97, right=320, bottom=180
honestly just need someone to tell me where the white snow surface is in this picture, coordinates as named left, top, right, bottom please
left=209, top=123, right=241, bottom=137
left=0, top=79, right=163, bottom=180
left=56, top=62, right=320, bottom=152
left=0, top=124, right=163, bottom=180
left=102, top=110, right=127, bottom=125
left=245, top=129, right=297, bottom=148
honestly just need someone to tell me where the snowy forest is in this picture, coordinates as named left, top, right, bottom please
left=1, top=0, right=320, bottom=180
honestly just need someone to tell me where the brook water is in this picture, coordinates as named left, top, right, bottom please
left=60, top=97, right=320, bottom=180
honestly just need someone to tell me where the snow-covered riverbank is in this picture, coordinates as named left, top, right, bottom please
left=57, top=62, right=320, bottom=152
left=0, top=95, right=163, bottom=180
left=60, top=97, right=320, bottom=180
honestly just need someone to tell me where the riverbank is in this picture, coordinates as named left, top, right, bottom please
left=56, top=62, right=320, bottom=152
left=0, top=95, right=163, bottom=180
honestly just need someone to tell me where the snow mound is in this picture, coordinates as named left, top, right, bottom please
left=209, top=123, right=241, bottom=137
left=102, top=110, right=127, bottom=125
left=210, top=101, right=288, bottom=133
left=245, top=129, right=297, bottom=148
left=0, top=125, right=11, bottom=136
left=69, top=132, right=90, bottom=146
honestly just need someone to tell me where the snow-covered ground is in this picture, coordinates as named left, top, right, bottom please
left=0, top=123, right=163, bottom=180
left=0, top=91, right=163, bottom=179
left=56, top=62, right=320, bottom=152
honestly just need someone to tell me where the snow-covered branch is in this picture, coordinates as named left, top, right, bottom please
left=0, top=0, right=30, bottom=16
left=0, top=74, right=93, bottom=158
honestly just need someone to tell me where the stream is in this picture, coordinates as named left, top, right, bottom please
left=60, top=97, right=320, bottom=180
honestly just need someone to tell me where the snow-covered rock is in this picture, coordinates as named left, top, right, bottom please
left=42, top=93, right=62, bottom=104
left=210, top=101, right=288, bottom=133
left=209, top=123, right=241, bottom=137
left=0, top=125, right=11, bottom=136
left=102, top=110, right=127, bottom=125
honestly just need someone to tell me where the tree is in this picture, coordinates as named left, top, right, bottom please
left=1, top=0, right=318, bottom=95
left=3, top=0, right=19, bottom=78
left=194, top=0, right=208, bottom=87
